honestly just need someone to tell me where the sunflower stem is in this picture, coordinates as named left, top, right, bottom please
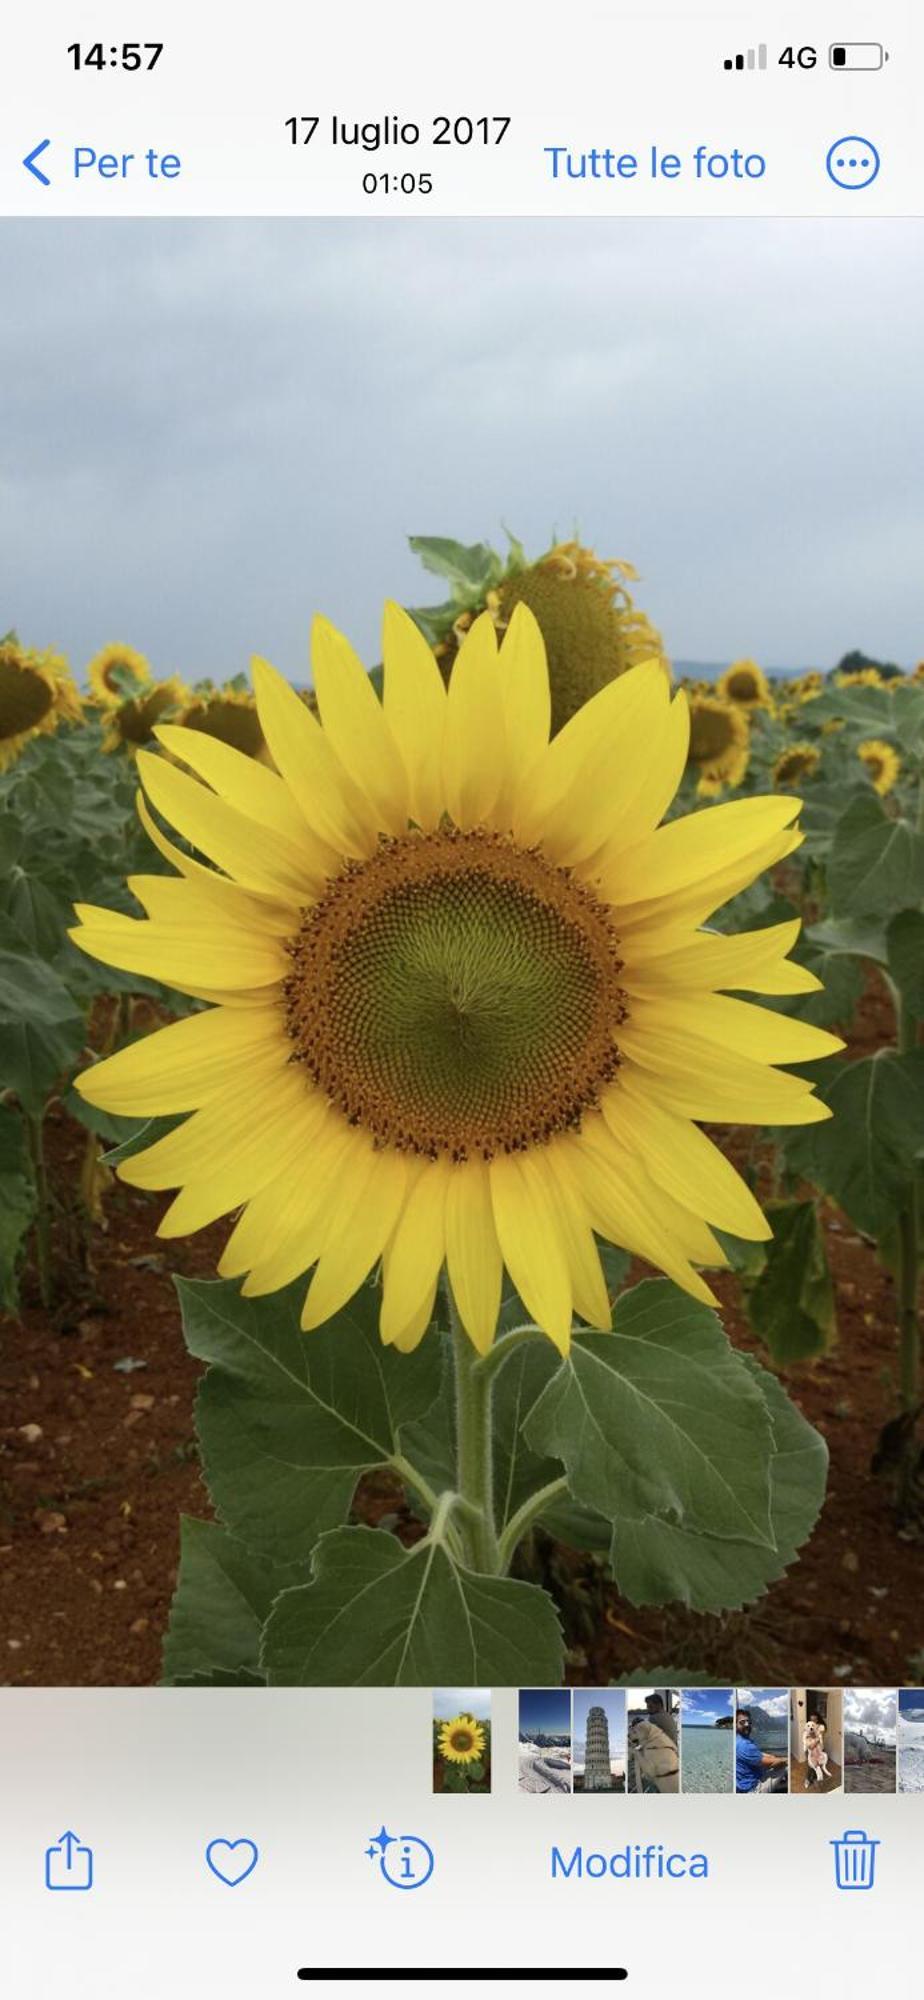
left=27, top=1112, right=53, bottom=1310
left=496, top=1475, right=570, bottom=1575
left=388, top=1453, right=444, bottom=1525
left=471, top=1322, right=542, bottom=1386
left=448, top=1292, right=500, bottom=1574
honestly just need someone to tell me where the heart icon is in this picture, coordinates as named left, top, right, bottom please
left=205, top=1838, right=260, bottom=1887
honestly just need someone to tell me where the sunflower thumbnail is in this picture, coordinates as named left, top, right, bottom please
left=0, top=636, right=83, bottom=773
left=72, top=602, right=839, bottom=1356
left=439, top=1715, right=486, bottom=1765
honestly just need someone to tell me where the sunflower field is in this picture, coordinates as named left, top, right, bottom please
left=1, top=538, right=922, bottom=1691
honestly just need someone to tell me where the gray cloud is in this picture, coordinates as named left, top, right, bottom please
left=2, top=219, right=921, bottom=682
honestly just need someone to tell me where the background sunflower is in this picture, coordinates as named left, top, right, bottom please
left=0, top=635, right=83, bottom=773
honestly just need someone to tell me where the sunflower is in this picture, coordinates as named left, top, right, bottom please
left=0, top=637, right=83, bottom=774
left=101, top=678, right=187, bottom=757
left=857, top=738, right=900, bottom=795
left=794, top=671, right=823, bottom=704
left=686, top=694, right=749, bottom=794
left=773, top=742, right=821, bottom=788
left=441, top=541, right=668, bottom=736
left=438, top=1714, right=486, bottom=1764
left=71, top=604, right=839, bottom=1355
left=87, top=643, right=152, bottom=708
left=716, top=659, right=772, bottom=709
left=836, top=666, right=882, bottom=688
left=178, top=688, right=268, bottom=761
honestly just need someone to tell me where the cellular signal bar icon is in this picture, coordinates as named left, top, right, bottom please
left=724, top=44, right=767, bottom=71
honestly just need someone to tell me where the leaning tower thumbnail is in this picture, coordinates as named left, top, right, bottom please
left=584, top=1704, right=613, bottom=1790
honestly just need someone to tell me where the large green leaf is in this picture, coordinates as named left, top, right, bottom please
left=0, top=1105, right=36, bottom=1313
left=807, top=915, right=889, bottom=967
left=262, top=1524, right=564, bottom=1686
left=828, top=794, right=924, bottom=920
left=611, top=1356, right=827, bottom=1613
left=407, top=535, right=499, bottom=592
left=886, top=909, right=924, bottom=1020
left=524, top=1279, right=775, bottom=1548
left=745, top=1200, right=836, bottom=1363
left=493, top=1340, right=563, bottom=1529
left=0, top=1014, right=86, bottom=1115
left=0, top=815, right=24, bottom=873
left=0, top=941, right=86, bottom=1110
left=0, top=871, right=69, bottom=959
left=786, top=1050, right=924, bottom=1236
left=179, top=1276, right=442, bottom=1562
left=162, top=1517, right=313, bottom=1684
left=806, top=685, right=896, bottom=731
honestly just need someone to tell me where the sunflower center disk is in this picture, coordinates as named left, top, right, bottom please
left=0, top=655, right=54, bottom=736
left=689, top=705, right=736, bottom=763
left=284, top=829, right=627, bottom=1160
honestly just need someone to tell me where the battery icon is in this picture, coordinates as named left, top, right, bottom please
left=829, top=42, right=887, bottom=69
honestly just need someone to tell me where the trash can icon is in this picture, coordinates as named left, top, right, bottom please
left=830, top=1829, right=879, bottom=1890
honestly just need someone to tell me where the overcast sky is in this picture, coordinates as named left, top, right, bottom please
left=844, top=1689, right=896, bottom=1742
left=2, top=219, right=921, bottom=684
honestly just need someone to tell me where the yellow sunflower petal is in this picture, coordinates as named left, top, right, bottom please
left=126, top=872, right=295, bottom=936
left=445, top=1160, right=503, bottom=1356
left=381, top=600, right=448, bottom=831
left=386, top=1273, right=440, bottom=1353
left=514, top=659, right=667, bottom=849
left=542, top=1144, right=612, bottom=1329
left=530, top=666, right=672, bottom=865
left=442, top=613, right=506, bottom=830
left=311, top=614, right=409, bottom=834
left=240, top=1121, right=365, bottom=1295
left=608, top=1075, right=772, bottom=1240
left=154, top=722, right=325, bottom=851
left=582, top=687, right=691, bottom=864
left=118, top=1067, right=308, bottom=1189
left=137, top=750, right=317, bottom=900
left=251, top=654, right=373, bottom=857
left=380, top=1159, right=451, bottom=1346
left=613, top=828, right=803, bottom=935
left=492, top=604, right=551, bottom=824
left=300, top=1146, right=408, bottom=1330
left=624, top=918, right=822, bottom=995
left=628, top=991, right=843, bottom=1066
left=618, top=1030, right=830, bottom=1125
left=568, top=1120, right=718, bottom=1305
left=70, top=907, right=285, bottom=994
left=217, top=1099, right=341, bottom=1279
left=73, top=1004, right=283, bottom=1115
left=489, top=1152, right=573, bottom=1353
left=600, top=795, right=801, bottom=907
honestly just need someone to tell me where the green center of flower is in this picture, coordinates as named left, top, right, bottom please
left=0, top=653, right=54, bottom=738
left=449, top=1728, right=475, bottom=1754
left=284, top=828, right=626, bottom=1160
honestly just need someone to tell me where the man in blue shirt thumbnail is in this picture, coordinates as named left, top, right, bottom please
left=735, top=1708, right=788, bottom=1793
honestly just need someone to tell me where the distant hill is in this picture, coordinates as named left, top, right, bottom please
left=746, top=1703, right=788, bottom=1751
